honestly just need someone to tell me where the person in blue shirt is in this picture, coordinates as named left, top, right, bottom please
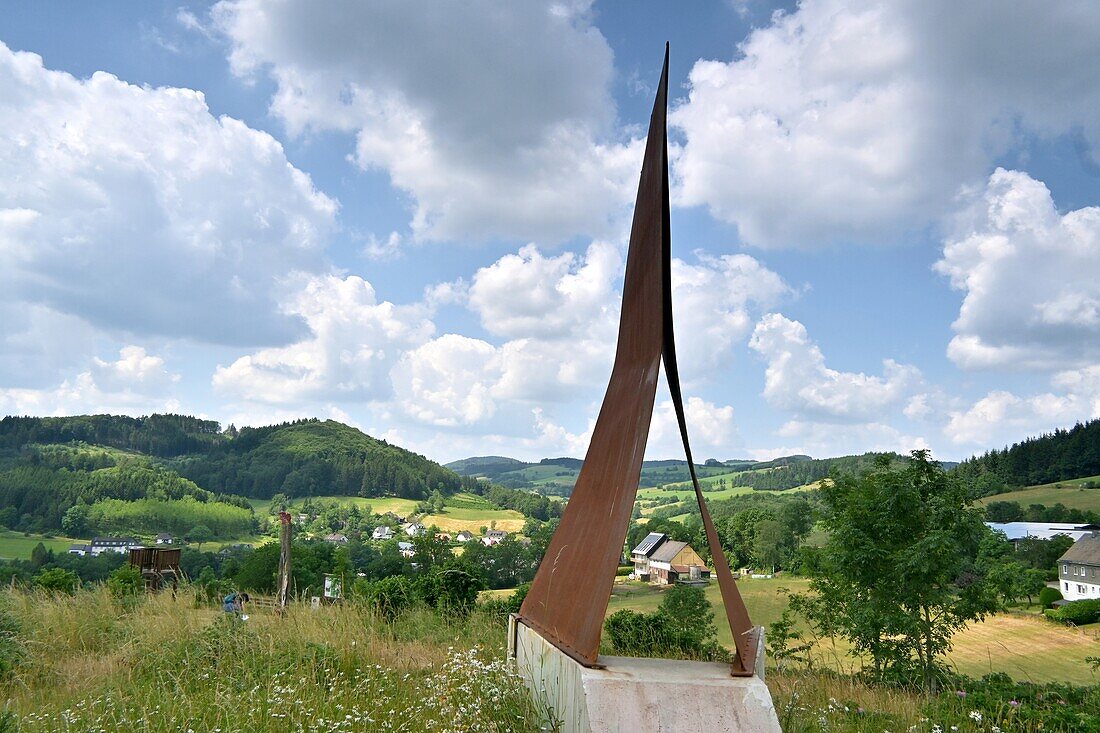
left=223, top=591, right=250, bottom=618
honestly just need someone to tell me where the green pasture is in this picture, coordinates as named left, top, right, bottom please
left=247, top=495, right=420, bottom=517
left=0, top=531, right=76, bottom=560
left=977, top=475, right=1100, bottom=513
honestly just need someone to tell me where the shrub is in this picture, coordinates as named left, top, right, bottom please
left=1047, top=598, right=1100, bottom=625
left=367, top=575, right=415, bottom=621
left=34, top=567, right=79, bottom=594
left=1039, top=586, right=1063, bottom=609
left=604, top=609, right=676, bottom=655
left=413, top=561, right=485, bottom=617
left=107, top=565, right=144, bottom=598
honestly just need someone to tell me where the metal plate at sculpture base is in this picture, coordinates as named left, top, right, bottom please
left=508, top=615, right=781, bottom=733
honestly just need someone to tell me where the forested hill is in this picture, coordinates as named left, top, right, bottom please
left=0, top=411, right=466, bottom=512
left=954, top=418, right=1100, bottom=488
left=167, top=418, right=462, bottom=499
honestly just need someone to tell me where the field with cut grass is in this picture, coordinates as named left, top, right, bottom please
left=422, top=493, right=527, bottom=533
left=606, top=578, right=1100, bottom=685
left=0, top=531, right=75, bottom=560
left=978, top=476, right=1100, bottom=513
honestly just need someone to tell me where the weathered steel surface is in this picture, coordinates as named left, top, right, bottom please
left=518, top=45, right=757, bottom=674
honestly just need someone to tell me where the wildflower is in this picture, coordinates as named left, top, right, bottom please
left=955, top=690, right=966, bottom=698
left=1008, top=700, right=1019, bottom=707
left=968, top=711, right=982, bottom=723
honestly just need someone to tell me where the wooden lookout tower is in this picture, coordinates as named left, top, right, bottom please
left=128, top=546, right=182, bottom=592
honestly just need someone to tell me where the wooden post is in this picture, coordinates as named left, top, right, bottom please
left=276, top=510, right=292, bottom=612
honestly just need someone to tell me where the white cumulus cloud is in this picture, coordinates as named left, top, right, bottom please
left=749, top=313, right=922, bottom=421
left=0, top=42, right=338, bottom=346
left=213, top=0, right=641, bottom=243
left=936, top=168, right=1100, bottom=371
left=672, top=0, right=1100, bottom=248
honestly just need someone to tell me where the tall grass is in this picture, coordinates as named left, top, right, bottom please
left=2, top=587, right=539, bottom=732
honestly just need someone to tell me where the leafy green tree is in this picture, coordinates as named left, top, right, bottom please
left=187, top=524, right=213, bottom=550
left=29, top=542, right=49, bottom=569
left=34, top=567, right=79, bottom=594
left=658, top=584, right=716, bottom=650
left=61, top=504, right=89, bottom=537
left=797, top=451, right=996, bottom=689
left=1019, top=568, right=1048, bottom=607
left=107, top=565, right=144, bottom=598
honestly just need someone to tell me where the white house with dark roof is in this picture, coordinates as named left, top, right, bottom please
left=1059, top=533, right=1100, bottom=601
left=155, top=533, right=174, bottom=545
left=90, top=537, right=140, bottom=556
left=372, top=526, right=394, bottom=541
left=68, top=543, right=90, bottom=556
left=482, top=529, right=508, bottom=546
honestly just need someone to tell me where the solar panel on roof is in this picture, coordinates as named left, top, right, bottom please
left=632, top=532, right=666, bottom=556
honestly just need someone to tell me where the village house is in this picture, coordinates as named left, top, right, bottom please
left=90, top=537, right=141, bottom=557
left=155, top=533, right=174, bottom=545
left=404, top=522, right=426, bottom=537
left=1059, top=532, right=1100, bottom=601
left=68, top=543, right=90, bottom=556
left=372, top=526, right=394, bottom=541
left=398, top=541, right=415, bottom=558
left=630, top=532, right=709, bottom=585
left=482, top=529, right=508, bottom=546
left=456, top=530, right=475, bottom=543
left=323, top=532, right=349, bottom=544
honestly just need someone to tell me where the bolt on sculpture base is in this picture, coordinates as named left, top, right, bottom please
left=509, top=616, right=781, bottom=733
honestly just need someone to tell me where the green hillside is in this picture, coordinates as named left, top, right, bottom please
left=0, top=414, right=476, bottom=539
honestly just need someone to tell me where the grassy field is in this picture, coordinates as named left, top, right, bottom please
left=419, top=505, right=525, bottom=534
left=247, top=493, right=524, bottom=535
left=2, top=585, right=1095, bottom=732
left=978, top=476, right=1100, bottom=513
left=248, top=495, right=421, bottom=517
left=0, top=531, right=76, bottom=560
left=606, top=577, right=1100, bottom=685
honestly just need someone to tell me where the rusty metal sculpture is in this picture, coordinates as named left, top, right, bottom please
left=517, top=45, right=759, bottom=676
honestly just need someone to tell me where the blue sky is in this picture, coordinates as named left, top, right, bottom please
left=2, top=1, right=1099, bottom=464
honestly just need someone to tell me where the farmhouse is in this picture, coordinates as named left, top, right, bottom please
left=1058, top=533, right=1100, bottom=601
left=323, top=533, right=349, bottom=544
left=372, top=526, right=394, bottom=541
left=404, top=522, right=426, bottom=537
left=456, top=530, right=475, bottom=542
left=630, top=532, right=710, bottom=584
left=68, top=543, right=90, bottom=556
left=482, top=529, right=508, bottom=546
left=398, top=541, right=415, bottom=558
left=90, top=537, right=141, bottom=556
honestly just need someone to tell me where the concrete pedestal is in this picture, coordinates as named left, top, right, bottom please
left=508, top=616, right=781, bottom=733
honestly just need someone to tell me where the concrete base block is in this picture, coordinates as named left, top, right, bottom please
left=509, top=616, right=781, bottom=733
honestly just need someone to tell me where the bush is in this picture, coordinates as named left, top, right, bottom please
left=413, top=561, right=485, bottom=617
left=367, top=575, right=415, bottom=621
left=604, top=609, right=676, bottom=655
left=1039, top=586, right=1063, bottom=609
left=34, top=567, right=79, bottom=594
left=1046, top=598, right=1100, bottom=625
left=107, top=565, right=144, bottom=598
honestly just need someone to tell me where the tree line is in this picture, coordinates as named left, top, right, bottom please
left=954, top=417, right=1100, bottom=489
